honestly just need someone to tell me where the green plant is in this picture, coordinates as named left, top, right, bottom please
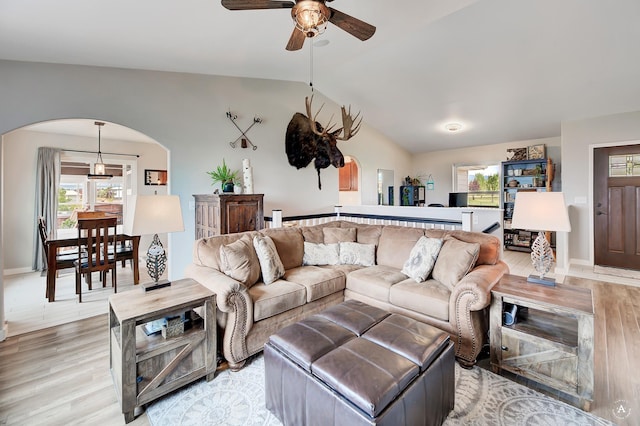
left=207, top=159, right=239, bottom=187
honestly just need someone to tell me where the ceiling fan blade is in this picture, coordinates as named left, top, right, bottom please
left=221, top=0, right=294, bottom=10
left=286, top=28, right=306, bottom=51
left=328, top=7, right=376, bottom=41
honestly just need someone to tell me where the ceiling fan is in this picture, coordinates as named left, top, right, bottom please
left=221, top=0, right=376, bottom=51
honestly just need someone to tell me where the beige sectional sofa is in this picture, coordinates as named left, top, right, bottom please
left=185, top=220, right=508, bottom=371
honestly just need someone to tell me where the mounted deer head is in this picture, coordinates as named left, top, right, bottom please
left=286, top=96, right=362, bottom=189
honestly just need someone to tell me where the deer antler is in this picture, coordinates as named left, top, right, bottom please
left=305, top=95, right=337, bottom=136
left=335, top=105, right=362, bottom=141
left=304, top=95, right=361, bottom=140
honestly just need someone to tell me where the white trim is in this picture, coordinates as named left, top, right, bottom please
left=3, top=267, right=33, bottom=276
left=0, top=322, right=6, bottom=342
left=588, top=139, right=640, bottom=266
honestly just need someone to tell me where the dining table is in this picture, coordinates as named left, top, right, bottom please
left=46, top=233, right=140, bottom=302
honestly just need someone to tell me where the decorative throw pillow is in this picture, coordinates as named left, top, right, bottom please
left=401, top=236, right=443, bottom=283
left=323, top=227, right=356, bottom=244
left=303, top=242, right=340, bottom=266
left=432, top=236, right=480, bottom=291
left=252, top=234, right=285, bottom=285
left=219, top=235, right=261, bottom=288
left=339, top=242, right=376, bottom=266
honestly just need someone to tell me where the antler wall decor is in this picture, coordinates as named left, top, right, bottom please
left=285, top=95, right=362, bottom=189
left=226, top=111, right=262, bottom=150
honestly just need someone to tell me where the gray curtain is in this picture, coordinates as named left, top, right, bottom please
left=33, top=147, right=60, bottom=271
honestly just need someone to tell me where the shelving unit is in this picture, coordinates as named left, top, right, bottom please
left=109, top=279, right=216, bottom=423
left=399, top=185, right=425, bottom=206
left=490, top=274, right=594, bottom=411
left=501, top=158, right=551, bottom=252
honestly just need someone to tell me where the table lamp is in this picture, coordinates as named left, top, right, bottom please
left=124, top=195, right=184, bottom=291
left=510, top=191, right=571, bottom=286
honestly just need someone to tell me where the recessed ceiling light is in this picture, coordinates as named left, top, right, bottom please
left=445, top=123, right=462, bottom=132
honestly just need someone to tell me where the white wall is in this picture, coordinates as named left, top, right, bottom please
left=561, top=110, right=640, bottom=266
left=2, top=129, right=167, bottom=272
left=0, top=60, right=410, bottom=281
left=411, top=136, right=562, bottom=206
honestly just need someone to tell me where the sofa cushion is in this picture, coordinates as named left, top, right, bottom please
left=350, top=223, right=384, bottom=246
left=260, top=227, right=304, bottom=270
left=284, top=266, right=346, bottom=302
left=401, top=236, right=443, bottom=283
left=253, top=234, right=286, bottom=285
left=193, top=231, right=257, bottom=271
left=219, top=234, right=261, bottom=287
left=449, top=230, right=500, bottom=266
left=389, top=279, right=450, bottom=321
left=323, top=227, right=356, bottom=244
left=303, top=242, right=340, bottom=266
left=346, top=265, right=409, bottom=303
left=432, top=236, right=480, bottom=291
left=376, top=226, right=425, bottom=269
left=339, top=242, right=376, bottom=266
left=300, top=222, right=341, bottom=243
left=248, top=280, right=307, bottom=321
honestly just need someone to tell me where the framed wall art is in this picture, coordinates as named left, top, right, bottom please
left=506, top=148, right=527, bottom=161
left=527, top=144, right=546, bottom=160
left=145, top=169, right=167, bottom=186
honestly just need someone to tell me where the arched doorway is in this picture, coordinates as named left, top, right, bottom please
left=1, top=119, right=168, bottom=337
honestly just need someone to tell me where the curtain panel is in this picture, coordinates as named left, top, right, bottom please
left=33, top=147, right=60, bottom=271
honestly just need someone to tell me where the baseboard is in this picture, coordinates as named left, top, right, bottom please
left=0, top=321, right=7, bottom=342
left=3, top=267, right=34, bottom=276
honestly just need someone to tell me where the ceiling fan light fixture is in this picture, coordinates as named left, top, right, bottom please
left=87, top=121, right=113, bottom=180
left=292, top=1, right=329, bottom=38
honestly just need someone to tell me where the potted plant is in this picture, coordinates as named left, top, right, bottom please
left=207, top=159, right=239, bottom=193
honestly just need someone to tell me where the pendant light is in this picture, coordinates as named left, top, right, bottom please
left=87, top=121, right=113, bottom=180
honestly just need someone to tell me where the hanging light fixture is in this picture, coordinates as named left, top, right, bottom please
left=87, top=121, right=113, bottom=180
left=292, top=0, right=329, bottom=38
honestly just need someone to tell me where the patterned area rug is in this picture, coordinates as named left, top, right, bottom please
left=147, top=355, right=612, bottom=426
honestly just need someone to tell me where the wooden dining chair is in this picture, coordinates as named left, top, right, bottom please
left=75, top=217, right=118, bottom=303
left=76, top=211, right=107, bottom=220
left=38, top=217, right=81, bottom=299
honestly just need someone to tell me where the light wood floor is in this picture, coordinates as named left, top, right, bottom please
left=1, top=252, right=639, bottom=425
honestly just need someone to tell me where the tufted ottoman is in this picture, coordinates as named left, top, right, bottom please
left=264, top=300, right=455, bottom=426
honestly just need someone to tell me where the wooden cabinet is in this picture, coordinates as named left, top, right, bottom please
left=194, top=194, right=264, bottom=238
left=109, top=279, right=216, bottom=423
left=339, top=160, right=358, bottom=191
left=490, top=274, right=594, bottom=411
left=501, top=159, right=551, bottom=252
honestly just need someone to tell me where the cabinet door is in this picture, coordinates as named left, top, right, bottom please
left=339, top=161, right=358, bottom=191
left=224, top=200, right=260, bottom=234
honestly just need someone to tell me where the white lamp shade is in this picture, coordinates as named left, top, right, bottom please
left=124, top=195, right=184, bottom=236
left=510, top=191, right=571, bottom=232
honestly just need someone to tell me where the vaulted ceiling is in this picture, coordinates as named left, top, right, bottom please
left=2, top=0, right=640, bottom=152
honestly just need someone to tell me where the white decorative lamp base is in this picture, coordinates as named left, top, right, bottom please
left=528, top=231, right=556, bottom=286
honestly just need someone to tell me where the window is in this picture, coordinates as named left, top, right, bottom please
left=453, top=164, right=500, bottom=207
left=57, top=154, right=136, bottom=234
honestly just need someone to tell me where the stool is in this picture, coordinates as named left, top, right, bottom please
left=265, top=300, right=455, bottom=426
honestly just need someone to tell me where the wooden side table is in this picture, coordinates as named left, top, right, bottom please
left=109, top=278, right=216, bottom=423
left=490, top=274, right=594, bottom=411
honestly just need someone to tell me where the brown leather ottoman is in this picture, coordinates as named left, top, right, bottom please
left=264, top=300, right=455, bottom=426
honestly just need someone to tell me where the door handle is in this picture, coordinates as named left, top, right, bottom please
left=596, top=211, right=606, bottom=216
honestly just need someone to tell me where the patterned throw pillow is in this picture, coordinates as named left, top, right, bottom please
left=432, top=236, right=480, bottom=291
left=323, top=227, right=356, bottom=244
left=303, top=242, right=340, bottom=266
left=401, top=236, right=443, bottom=283
left=339, top=242, right=376, bottom=266
left=252, top=234, right=285, bottom=285
left=219, top=234, right=261, bottom=288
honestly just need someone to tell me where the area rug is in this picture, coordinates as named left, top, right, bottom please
left=147, top=355, right=612, bottom=426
